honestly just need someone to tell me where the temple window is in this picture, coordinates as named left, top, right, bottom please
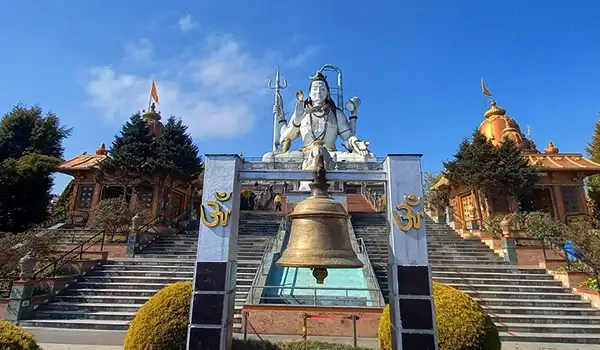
left=139, top=188, right=154, bottom=209
left=560, top=186, right=582, bottom=214
left=101, top=186, right=133, bottom=203
left=76, top=184, right=94, bottom=209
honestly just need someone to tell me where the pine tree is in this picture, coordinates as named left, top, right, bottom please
left=444, top=130, right=499, bottom=221
left=494, top=137, right=539, bottom=210
left=97, top=114, right=156, bottom=188
left=585, top=113, right=600, bottom=211
left=0, top=105, right=70, bottom=232
left=154, top=116, right=202, bottom=214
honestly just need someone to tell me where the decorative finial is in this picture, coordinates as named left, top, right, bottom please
left=96, top=143, right=108, bottom=155
left=544, top=141, right=559, bottom=154
left=150, top=102, right=156, bottom=112
left=526, top=125, right=531, bottom=139
left=309, top=148, right=329, bottom=197
left=484, top=99, right=507, bottom=118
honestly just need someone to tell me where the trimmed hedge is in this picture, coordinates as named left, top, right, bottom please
left=0, top=321, right=41, bottom=350
left=378, top=282, right=501, bottom=350
left=124, top=282, right=371, bottom=350
left=124, top=281, right=193, bottom=350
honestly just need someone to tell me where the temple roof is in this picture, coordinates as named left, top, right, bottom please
left=525, top=153, right=600, bottom=172
left=431, top=153, right=600, bottom=191
left=56, top=143, right=108, bottom=174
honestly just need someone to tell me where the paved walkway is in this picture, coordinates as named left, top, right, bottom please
left=39, top=337, right=600, bottom=350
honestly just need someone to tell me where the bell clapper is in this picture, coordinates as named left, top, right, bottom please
left=312, top=268, right=328, bottom=284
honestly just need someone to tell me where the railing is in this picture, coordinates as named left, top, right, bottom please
left=347, top=218, right=383, bottom=303
left=360, top=185, right=385, bottom=212
left=20, top=211, right=67, bottom=234
left=516, top=235, right=600, bottom=292
left=32, top=229, right=107, bottom=280
left=247, top=285, right=385, bottom=307
left=246, top=217, right=289, bottom=305
left=32, top=228, right=105, bottom=244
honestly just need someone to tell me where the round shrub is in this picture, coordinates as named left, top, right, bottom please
left=0, top=321, right=41, bottom=350
left=124, top=281, right=192, bottom=350
left=378, top=282, right=500, bottom=350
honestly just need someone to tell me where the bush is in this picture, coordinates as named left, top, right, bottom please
left=522, top=211, right=566, bottom=239
left=124, top=282, right=373, bottom=350
left=0, top=321, right=41, bottom=350
left=87, top=198, right=151, bottom=241
left=124, top=281, right=192, bottom=350
left=378, top=282, right=501, bottom=350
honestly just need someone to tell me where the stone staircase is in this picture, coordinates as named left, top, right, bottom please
left=19, top=212, right=282, bottom=333
left=351, top=212, right=600, bottom=344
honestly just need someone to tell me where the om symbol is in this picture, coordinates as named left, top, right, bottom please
left=200, top=192, right=232, bottom=228
left=393, top=194, right=425, bottom=232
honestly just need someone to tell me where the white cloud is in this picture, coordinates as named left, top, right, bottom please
left=288, top=45, right=318, bottom=67
left=84, top=35, right=274, bottom=138
left=178, top=15, right=197, bottom=32
left=124, top=38, right=153, bottom=61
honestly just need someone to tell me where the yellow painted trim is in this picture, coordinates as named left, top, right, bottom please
left=564, top=157, right=586, bottom=168
left=546, top=156, right=564, bottom=168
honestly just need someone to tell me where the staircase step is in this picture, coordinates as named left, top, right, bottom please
left=497, top=322, right=600, bottom=334
left=18, top=319, right=130, bottom=330
left=498, top=331, right=600, bottom=344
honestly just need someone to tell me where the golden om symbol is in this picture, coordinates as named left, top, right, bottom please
left=200, top=192, right=232, bottom=228
left=393, top=194, right=425, bottom=232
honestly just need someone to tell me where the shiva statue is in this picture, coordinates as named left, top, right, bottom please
left=262, top=69, right=375, bottom=170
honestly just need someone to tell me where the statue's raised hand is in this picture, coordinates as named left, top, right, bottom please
left=291, top=100, right=306, bottom=126
left=352, top=139, right=371, bottom=156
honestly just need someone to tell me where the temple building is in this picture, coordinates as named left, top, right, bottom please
left=56, top=105, right=201, bottom=223
left=432, top=99, right=600, bottom=226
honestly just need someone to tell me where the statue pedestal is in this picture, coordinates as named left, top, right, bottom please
left=262, top=151, right=377, bottom=164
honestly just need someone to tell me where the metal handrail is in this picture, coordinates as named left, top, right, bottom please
left=246, top=217, right=289, bottom=304
left=524, top=235, right=600, bottom=292
left=248, top=285, right=384, bottom=307
left=32, top=229, right=107, bottom=280
left=21, top=211, right=67, bottom=233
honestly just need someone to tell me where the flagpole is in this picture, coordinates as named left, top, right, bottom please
left=148, top=80, right=154, bottom=111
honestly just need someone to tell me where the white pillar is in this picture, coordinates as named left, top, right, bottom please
left=384, top=155, right=438, bottom=350
left=187, top=155, right=242, bottom=350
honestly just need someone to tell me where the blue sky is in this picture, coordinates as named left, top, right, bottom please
left=2, top=1, right=600, bottom=194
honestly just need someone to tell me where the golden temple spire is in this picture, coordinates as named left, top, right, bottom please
left=484, top=99, right=507, bottom=118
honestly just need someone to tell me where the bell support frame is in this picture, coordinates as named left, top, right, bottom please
left=186, top=154, right=437, bottom=350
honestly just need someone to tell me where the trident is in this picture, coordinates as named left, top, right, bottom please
left=268, top=68, right=288, bottom=152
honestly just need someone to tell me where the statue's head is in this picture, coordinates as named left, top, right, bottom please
left=308, top=71, right=331, bottom=106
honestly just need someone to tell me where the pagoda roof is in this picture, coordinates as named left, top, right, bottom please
left=526, top=153, right=600, bottom=173
left=430, top=153, right=600, bottom=191
left=56, top=154, right=107, bottom=174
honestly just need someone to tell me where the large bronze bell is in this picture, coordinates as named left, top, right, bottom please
left=276, top=148, right=363, bottom=284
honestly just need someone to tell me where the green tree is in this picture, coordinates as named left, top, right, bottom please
left=494, top=137, right=539, bottom=211
left=154, top=116, right=202, bottom=215
left=585, top=113, right=600, bottom=217
left=444, top=130, right=497, bottom=222
left=97, top=114, right=156, bottom=190
left=0, top=105, right=70, bottom=232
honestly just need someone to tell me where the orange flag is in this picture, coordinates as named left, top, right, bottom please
left=481, top=78, right=492, bottom=97
left=151, top=81, right=160, bottom=104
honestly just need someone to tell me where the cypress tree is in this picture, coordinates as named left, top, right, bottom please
left=444, top=130, right=498, bottom=221
left=585, top=113, right=600, bottom=214
left=494, top=137, right=539, bottom=210
left=0, top=105, right=70, bottom=232
left=97, top=114, right=156, bottom=188
left=154, top=116, right=202, bottom=214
